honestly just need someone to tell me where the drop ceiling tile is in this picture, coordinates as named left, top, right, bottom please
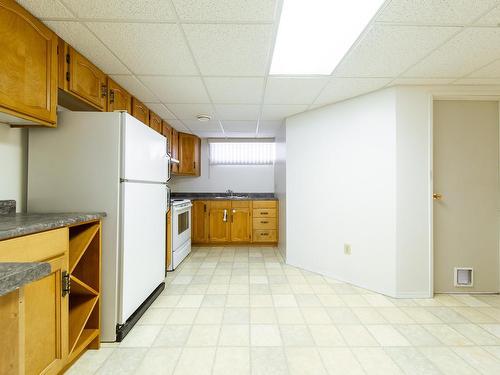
left=87, top=22, right=197, bottom=75
left=377, top=0, right=498, bottom=25
left=224, top=132, right=257, bottom=138
left=261, top=105, right=308, bottom=121
left=109, top=75, right=158, bottom=103
left=404, top=27, right=500, bottom=78
left=215, top=105, right=260, bottom=121
left=168, top=120, right=192, bottom=133
left=390, top=78, right=455, bottom=85
left=264, top=77, right=329, bottom=104
left=452, top=78, right=500, bottom=85
left=44, top=21, right=129, bottom=74
left=167, top=104, right=216, bottom=121
left=204, top=77, right=265, bottom=104
left=172, top=0, right=277, bottom=22
left=221, top=121, right=258, bottom=133
left=17, top=0, right=74, bottom=19
left=333, top=25, right=460, bottom=77
left=183, top=24, right=273, bottom=76
left=193, top=131, right=224, bottom=138
left=139, top=76, right=210, bottom=104
left=257, top=121, right=282, bottom=137
left=473, top=4, right=500, bottom=25
left=61, top=0, right=176, bottom=21
left=182, top=120, right=221, bottom=132
left=314, top=78, right=391, bottom=106
left=469, top=59, right=500, bottom=78
left=145, top=103, right=177, bottom=120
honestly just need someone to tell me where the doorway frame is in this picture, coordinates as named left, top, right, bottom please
left=428, top=93, right=500, bottom=295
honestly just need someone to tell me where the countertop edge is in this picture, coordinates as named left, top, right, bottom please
left=0, top=262, right=52, bottom=297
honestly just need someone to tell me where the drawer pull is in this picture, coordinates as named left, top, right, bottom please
left=261, top=221, right=269, bottom=224
left=261, top=233, right=269, bottom=236
left=261, top=212, right=269, bottom=215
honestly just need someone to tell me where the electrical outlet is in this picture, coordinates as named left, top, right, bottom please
left=344, top=244, right=351, bottom=255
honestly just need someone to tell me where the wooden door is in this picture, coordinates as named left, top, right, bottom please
left=209, top=201, right=231, bottom=242
left=433, top=101, right=499, bottom=293
left=0, top=0, right=58, bottom=126
left=171, top=128, right=179, bottom=174
left=149, top=111, right=162, bottom=133
left=179, top=133, right=200, bottom=175
left=192, top=201, right=209, bottom=243
left=107, top=78, right=131, bottom=113
left=24, top=254, right=68, bottom=375
left=162, top=121, right=173, bottom=155
left=68, top=47, right=107, bottom=111
left=132, top=97, right=149, bottom=125
left=230, top=202, right=251, bottom=242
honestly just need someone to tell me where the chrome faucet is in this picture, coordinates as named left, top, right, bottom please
left=226, top=189, right=234, bottom=197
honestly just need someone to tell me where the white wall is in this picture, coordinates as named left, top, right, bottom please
left=0, top=125, right=28, bottom=212
left=274, top=123, right=286, bottom=259
left=286, top=88, right=398, bottom=296
left=170, top=138, right=275, bottom=193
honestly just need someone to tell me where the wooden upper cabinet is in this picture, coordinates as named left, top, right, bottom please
left=209, top=201, right=231, bottom=243
left=178, top=132, right=201, bottom=176
left=230, top=202, right=252, bottom=242
left=162, top=121, right=173, bottom=155
left=0, top=0, right=58, bottom=126
left=107, top=78, right=131, bottom=113
left=132, top=97, right=149, bottom=125
left=192, top=201, right=209, bottom=243
left=149, top=111, right=162, bottom=133
left=171, top=128, right=179, bottom=174
left=66, top=47, right=107, bottom=111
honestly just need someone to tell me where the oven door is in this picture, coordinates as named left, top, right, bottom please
left=172, top=204, right=192, bottom=250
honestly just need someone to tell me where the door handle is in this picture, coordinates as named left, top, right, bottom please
left=433, top=193, right=443, bottom=201
left=223, top=209, right=227, bottom=222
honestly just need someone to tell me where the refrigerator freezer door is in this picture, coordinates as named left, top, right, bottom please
left=119, top=181, right=166, bottom=324
left=121, top=113, right=168, bottom=182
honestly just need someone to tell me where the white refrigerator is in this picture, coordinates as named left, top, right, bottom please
left=28, top=111, right=169, bottom=341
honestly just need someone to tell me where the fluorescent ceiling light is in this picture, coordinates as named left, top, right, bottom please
left=270, top=0, right=385, bottom=75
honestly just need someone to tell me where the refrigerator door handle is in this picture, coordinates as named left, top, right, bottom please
left=166, top=186, right=171, bottom=212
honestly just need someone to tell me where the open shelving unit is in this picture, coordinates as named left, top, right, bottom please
left=67, top=220, right=101, bottom=364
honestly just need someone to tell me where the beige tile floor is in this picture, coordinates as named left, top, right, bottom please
left=67, top=246, right=500, bottom=375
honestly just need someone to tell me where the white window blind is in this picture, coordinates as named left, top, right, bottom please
left=209, top=140, right=275, bottom=165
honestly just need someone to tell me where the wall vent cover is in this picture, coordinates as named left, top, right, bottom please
left=454, top=267, right=473, bottom=287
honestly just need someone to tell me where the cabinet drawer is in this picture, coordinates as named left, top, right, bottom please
left=231, top=200, right=251, bottom=208
left=253, top=218, right=277, bottom=230
left=253, top=230, right=277, bottom=242
left=0, top=228, right=68, bottom=262
left=253, top=208, right=276, bottom=218
left=252, top=200, right=277, bottom=208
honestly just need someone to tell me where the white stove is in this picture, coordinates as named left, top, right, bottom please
left=168, top=199, right=192, bottom=271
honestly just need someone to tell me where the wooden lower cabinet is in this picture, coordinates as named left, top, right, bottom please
left=0, top=221, right=102, bottom=375
left=192, top=201, right=209, bottom=243
left=191, top=200, right=278, bottom=245
left=208, top=201, right=231, bottom=243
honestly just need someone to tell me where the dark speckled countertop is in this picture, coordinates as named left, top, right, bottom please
left=171, top=193, right=277, bottom=201
left=0, top=212, right=106, bottom=241
left=0, top=262, right=52, bottom=296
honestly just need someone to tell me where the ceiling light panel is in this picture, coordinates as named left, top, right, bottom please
left=204, top=77, right=265, bottom=104
left=270, top=0, right=385, bottom=75
left=45, top=21, right=130, bottom=74
left=172, top=0, right=277, bottom=22
left=61, top=0, right=176, bottom=21
left=264, top=77, right=328, bottom=104
left=87, top=23, right=197, bottom=75
left=139, top=76, right=210, bottom=104
left=184, top=24, right=274, bottom=76
left=378, top=0, right=498, bottom=25
left=17, top=0, right=74, bottom=18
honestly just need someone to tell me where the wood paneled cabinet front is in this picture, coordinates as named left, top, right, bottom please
left=162, top=121, right=173, bottom=155
left=0, top=0, right=58, bottom=126
left=66, top=47, right=107, bottom=111
left=107, top=78, right=131, bottom=113
left=171, top=128, right=179, bottom=174
left=208, top=201, right=231, bottom=243
left=149, top=111, right=162, bottom=133
left=230, top=202, right=252, bottom=242
left=178, top=132, right=201, bottom=176
left=132, top=97, right=149, bottom=125
left=192, top=201, right=209, bottom=243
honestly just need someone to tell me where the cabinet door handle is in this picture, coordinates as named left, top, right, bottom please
left=223, top=209, right=227, bottom=222
left=204, top=204, right=207, bottom=213
left=101, top=84, right=107, bottom=98
left=193, top=161, right=196, bottom=169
